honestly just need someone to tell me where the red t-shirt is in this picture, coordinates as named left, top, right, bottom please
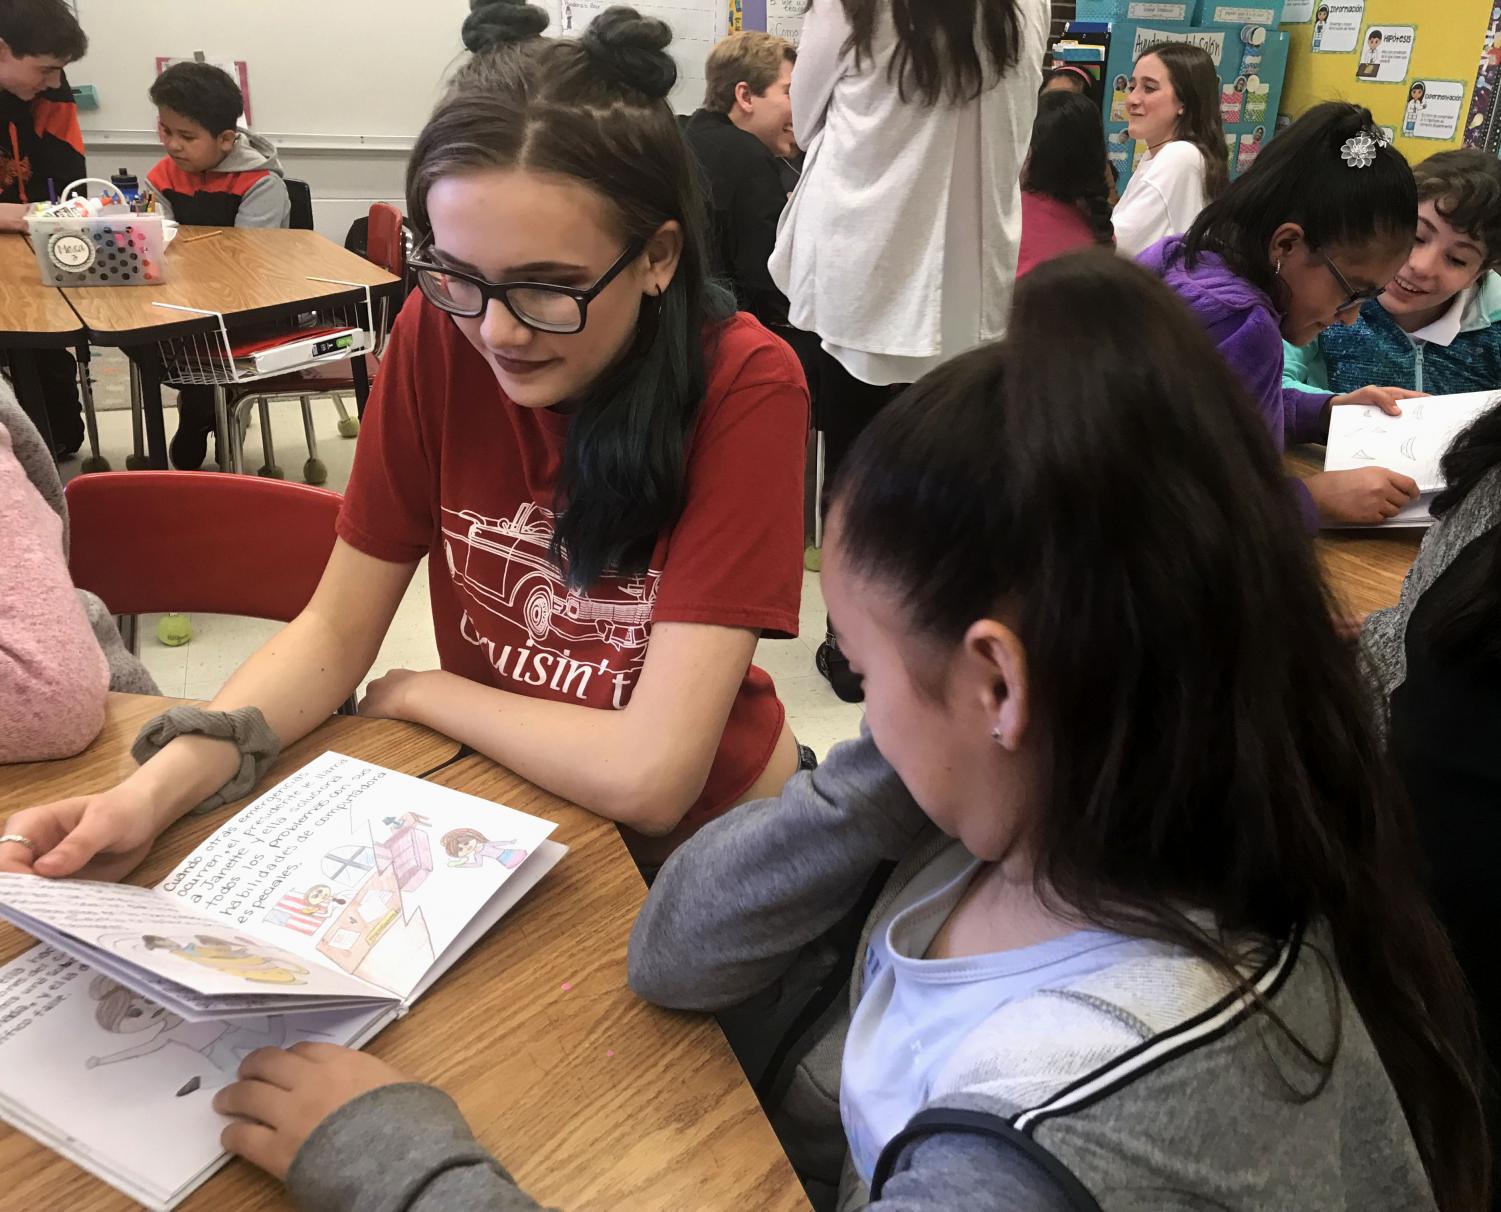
left=338, top=296, right=809, bottom=825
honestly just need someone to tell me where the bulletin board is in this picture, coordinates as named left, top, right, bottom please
left=1279, top=0, right=1495, bottom=160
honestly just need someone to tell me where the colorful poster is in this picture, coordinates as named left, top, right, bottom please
left=1109, top=72, right=1131, bottom=121
left=1312, top=0, right=1365, bottom=54
left=1283, top=0, right=1318, bottom=20
left=1407, top=79, right=1465, bottom=139
left=1221, top=75, right=1248, bottom=121
left=1355, top=24, right=1415, bottom=82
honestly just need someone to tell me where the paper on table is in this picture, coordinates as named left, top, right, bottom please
left=1325, top=391, right=1500, bottom=493
left=156, top=752, right=557, bottom=1001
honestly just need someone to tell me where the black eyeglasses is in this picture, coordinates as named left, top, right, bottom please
left=409, top=238, right=647, bottom=333
left=1318, top=251, right=1385, bottom=315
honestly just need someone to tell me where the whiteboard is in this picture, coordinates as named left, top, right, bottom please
left=71, top=0, right=724, bottom=148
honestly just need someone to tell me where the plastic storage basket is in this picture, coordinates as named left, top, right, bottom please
left=27, top=211, right=168, bottom=287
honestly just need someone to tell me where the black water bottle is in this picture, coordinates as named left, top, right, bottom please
left=109, top=167, right=140, bottom=205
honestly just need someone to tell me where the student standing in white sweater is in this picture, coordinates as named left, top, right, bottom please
left=1113, top=42, right=1228, bottom=259
left=769, top=0, right=1050, bottom=701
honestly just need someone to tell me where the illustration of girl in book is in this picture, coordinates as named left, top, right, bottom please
left=85, top=977, right=287, bottom=1095
left=140, top=934, right=309, bottom=985
left=1313, top=6, right=1328, bottom=50
left=440, top=827, right=529, bottom=870
left=1404, top=81, right=1426, bottom=136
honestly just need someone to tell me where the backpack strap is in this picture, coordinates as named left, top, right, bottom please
left=870, top=1107, right=1102, bottom=1210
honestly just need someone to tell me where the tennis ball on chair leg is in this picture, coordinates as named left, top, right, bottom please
left=303, top=458, right=328, bottom=485
left=80, top=455, right=111, bottom=473
left=337, top=416, right=360, bottom=438
left=156, top=613, right=192, bottom=647
left=257, top=463, right=285, bottom=480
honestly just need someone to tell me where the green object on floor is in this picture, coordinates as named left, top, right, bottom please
left=337, top=416, right=360, bottom=438
left=125, top=453, right=149, bottom=471
left=257, top=464, right=286, bottom=480
left=157, top=613, right=192, bottom=647
left=803, top=544, right=821, bottom=572
left=303, top=457, right=328, bottom=485
left=80, top=455, right=111, bottom=473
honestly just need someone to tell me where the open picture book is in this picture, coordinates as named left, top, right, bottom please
left=0, top=752, right=566, bottom=1210
left=1324, top=389, right=1499, bottom=527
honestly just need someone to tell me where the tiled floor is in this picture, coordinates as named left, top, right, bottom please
left=67, top=388, right=866, bottom=758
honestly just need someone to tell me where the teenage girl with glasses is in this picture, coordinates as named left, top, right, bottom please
left=1141, top=102, right=1428, bottom=528
left=0, top=1, right=811, bottom=883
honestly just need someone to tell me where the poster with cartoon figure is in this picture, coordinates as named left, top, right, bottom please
left=0, top=946, right=385, bottom=1210
left=1237, top=128, right=1266, bottom=173
left=1409, top=79, right=1465, bottom=141
left=1311, top=0, right=1364, bottom=55
left=1354, top=25, right=1415, bottom=85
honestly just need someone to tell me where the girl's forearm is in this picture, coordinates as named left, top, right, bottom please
left=405, top=672, right=707, bottom=834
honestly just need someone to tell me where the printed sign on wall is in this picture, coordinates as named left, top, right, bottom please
left=1312, top=0, right=1365, bottom=54
left=1406, top=79, right=1465, bottom=139
left=1355, top=24, right=1415, bottom=82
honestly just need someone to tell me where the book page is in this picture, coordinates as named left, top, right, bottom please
left=0, top=945, right=389, bottom=1210
left=1325, top=391, right=1500, bottom=492
left=0, top=874, right=384, bottom=1004
left=158, top=753, right=557, bottom=1001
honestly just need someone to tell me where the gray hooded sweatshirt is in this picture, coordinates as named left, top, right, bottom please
left=283, top=731, right=1437, bottom=1212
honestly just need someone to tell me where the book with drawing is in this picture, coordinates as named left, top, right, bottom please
left=0, top=752, right=566, bottom=1210
left=1324, top=390, right=1499, bottom=527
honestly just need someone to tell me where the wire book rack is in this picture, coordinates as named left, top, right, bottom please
left=152, top=277, right=377, bottom=387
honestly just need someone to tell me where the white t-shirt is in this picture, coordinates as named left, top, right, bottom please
left=1112, top=140, right=1210, bottom=259
left=839, top=841, right=1155, bottom=1180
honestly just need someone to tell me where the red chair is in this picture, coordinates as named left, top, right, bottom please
left=225, top=202, right=409, bottom=484
left=66, top=471, right=341, bottom=623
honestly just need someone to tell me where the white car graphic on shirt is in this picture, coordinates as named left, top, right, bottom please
left=440, top=502, right=655, bottom=651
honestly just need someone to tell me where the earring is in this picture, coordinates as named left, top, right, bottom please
left=1275, top=258, right=1283, bottom=276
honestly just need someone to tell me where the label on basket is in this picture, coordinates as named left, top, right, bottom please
left=47, top=232, right=96, bottom=271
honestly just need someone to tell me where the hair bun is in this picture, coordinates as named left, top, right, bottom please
left=579, top=7, right=677, bottom=100
left=462, top=0, right=550, bottom=54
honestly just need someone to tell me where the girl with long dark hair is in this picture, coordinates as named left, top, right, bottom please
left=1112, top=42, right=1227, bottom=257
left=768, top=0, right=1051, bottom=701
left=1143, top=101, right=1429, bottom=528
left=1017, top=89, right=1114, bottom=277
left=206, top=254, right=1488, bottom=1209
left=0, top=1, right=810, bottom=878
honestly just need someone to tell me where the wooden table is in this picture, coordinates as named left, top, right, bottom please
left=1286, top=447, right=1422, bottom=615
left=0, top=695, right=809, bottom=1212
left=59, top=228, right=401, bottom=470
left=0, top=233, right=85, bottom=454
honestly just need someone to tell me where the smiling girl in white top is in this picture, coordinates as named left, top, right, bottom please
left=1113, top=42, right=1228, bottom=258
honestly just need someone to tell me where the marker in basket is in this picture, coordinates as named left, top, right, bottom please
left=47, top=178, right=57, bottom=204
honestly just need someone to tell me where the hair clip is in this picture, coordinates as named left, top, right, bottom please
left=1339, top=131, right=1385, bottom=169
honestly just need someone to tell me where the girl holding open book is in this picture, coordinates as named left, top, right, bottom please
left=204, top=255, right=1486, bottom=1211
left=0, top=0, right=810, bottom=879
left=1141, top=102, right=1428, bottom=529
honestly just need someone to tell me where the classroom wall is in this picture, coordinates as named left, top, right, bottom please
left=1279, top=0, right=1494, bottom=161
left=68, top=0, right=726, bottom=242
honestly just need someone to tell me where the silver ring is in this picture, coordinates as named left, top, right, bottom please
left=0, top=834, right=35, bottom=852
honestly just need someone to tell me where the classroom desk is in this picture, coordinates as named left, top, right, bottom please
left=1286, top=447, right=1423, bottom=616
left=0, top=233, right=85, bottom=454
left=59, top=228, right=401, bottom=470
left=0, top=695, right=810, bottom=1212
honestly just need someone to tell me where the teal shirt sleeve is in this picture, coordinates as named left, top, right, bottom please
left=1282, top=337, right=1332, bottom=395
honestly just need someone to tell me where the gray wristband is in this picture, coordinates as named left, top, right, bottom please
left=131, top=706, right=282, bottom=815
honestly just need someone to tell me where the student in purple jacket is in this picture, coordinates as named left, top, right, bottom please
left=1140, top=101, right=1426, bottom=529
